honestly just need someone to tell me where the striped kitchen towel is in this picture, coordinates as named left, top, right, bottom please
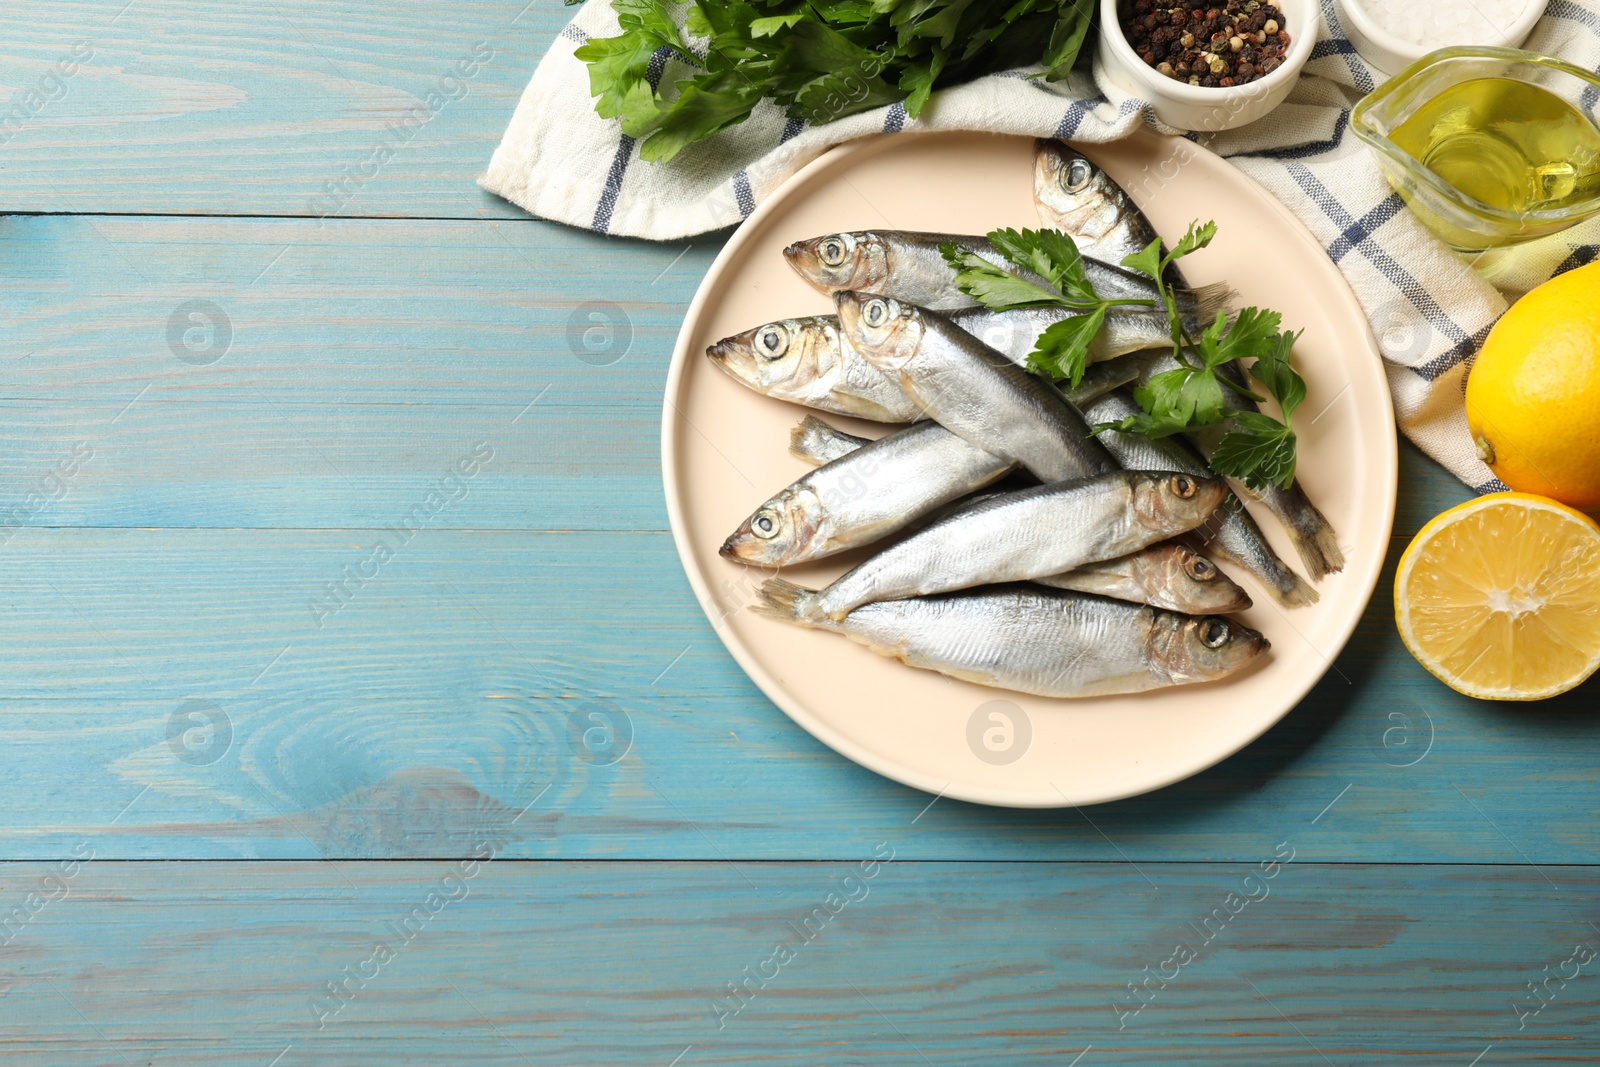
left=481, top=0, right=1600, bottom=492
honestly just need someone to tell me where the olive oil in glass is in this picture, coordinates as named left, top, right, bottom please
left=1390, top=77, right=1600, bottom=215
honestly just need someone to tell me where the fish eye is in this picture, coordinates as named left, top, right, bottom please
left=756, top=324, right=789, bottom=360
left=820, top=234, right=853, bottom=267
left=1200, top=619, right=1231, bottom=649
left=1170, top=474, right=1196, bottom=499
left=1185, top=556, right=1217, bottom=581
left=751, top=509, right=781, bottom=539
left=863, top=298, right=891, bottom=328
left=1064, top=157, right=1093, bottom=193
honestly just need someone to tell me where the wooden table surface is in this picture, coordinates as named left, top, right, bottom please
left=2, top=3, right=1597, bottom=1063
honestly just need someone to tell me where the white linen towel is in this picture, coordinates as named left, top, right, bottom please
left=482, top=0, right=1600, bottom=492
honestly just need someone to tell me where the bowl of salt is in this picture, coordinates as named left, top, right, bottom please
left=1336, top=0, right=1548, bottom=75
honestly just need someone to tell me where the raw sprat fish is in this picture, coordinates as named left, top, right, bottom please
left=712, top=311, right=1143, bottom=423
left=778, top=470, right=1228, bottom=621
left=1032, top=139, right=1346, bottom=580
left=784, top=228, right=1232, bottom=323
left=754, top=583, right=1268, bottom=697
left=784, top=415, right=1248, bottom=615
left=720, top=421, right=1012, bottom=567
left=837, top=292, right=1118, bottom=484
left=706, top=316, right=926, bottom=423
left=1083, top=389, right=1318, bottom=608
left=1032, top=541, right=1251, bottom=615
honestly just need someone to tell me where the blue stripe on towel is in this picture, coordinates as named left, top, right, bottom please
left=1317, top=0, right=1376, bottom=94
left=883, top=102, right=907, bottom=133
left=1326, top=193, right=1407, bottom=263
left=732, top=171, right=754, bottom=217
left=1556, top=245, right=1600, bottom=275
left=1285, top=163, right=1477, bottom=377
left=591, top=135, right=635, bottom=234
left=1412, top=324, right=1494, bottom=382
left=1053, top=95, right=1109, bottom=139
left=590, top=47, right=675, bottom=234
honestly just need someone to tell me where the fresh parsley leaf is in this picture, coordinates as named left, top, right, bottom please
left=938, top=242, right=1065, bottom=309
left=1248, top=329, right=1306, bottom=422
left=985, top=227, right=1097, bottom=303
left=1169, top=219, right=1217, bottom=260
left=1211, top=411, right=1298, bottom=490
left=1129, top=365, right=1227, bottom=432
left=749, top=12, right=806, bottom=36
left=1120, top=237, right=1164, bottom=287
left=574, top=0, right=686, bottom=122
left=1026, top=307, right=1106, bottom=387
left=1197, top=306, right=1281, bottom=369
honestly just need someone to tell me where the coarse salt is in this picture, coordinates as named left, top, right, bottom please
left=1356, top=0, right=1531, bottom=47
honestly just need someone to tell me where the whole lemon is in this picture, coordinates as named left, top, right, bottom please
left=1466, top=262, right=1600, bottom=512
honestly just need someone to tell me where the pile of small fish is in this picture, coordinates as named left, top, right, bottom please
left=705, top=140, right=1344, bottom=699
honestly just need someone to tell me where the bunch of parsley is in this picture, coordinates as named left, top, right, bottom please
left=571, top=0, right=1096, bottom=163
left=942, top=223, right=1308, bottom=491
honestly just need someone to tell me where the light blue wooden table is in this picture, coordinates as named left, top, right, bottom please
left=1, top=3, right=1597, bottom=1063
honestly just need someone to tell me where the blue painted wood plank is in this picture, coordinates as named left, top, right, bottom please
left=0, top=0, right=561, bottom=218
left=0, top=860, right=1593, bottom=1064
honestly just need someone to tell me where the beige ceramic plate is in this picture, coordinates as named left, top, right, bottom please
left=662, top=130, right=1396, bottom=807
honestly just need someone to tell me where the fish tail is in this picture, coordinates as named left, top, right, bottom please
left=1175, top=281, right=1237, bottom=331
left=1192, top=501, right=1321, bottom=608
left=1266, top=565, right=1320, bottom=608
left=787, top=415, right=867, bottom=465
left=1203, top=538, right=1318, bottom=607
left=1256, top=486, right=1346, bottom=580
left=753, top=579, right=834, bottom=627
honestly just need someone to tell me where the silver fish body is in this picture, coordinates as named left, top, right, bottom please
left=838, top=293, right=1118, bottom=484
left=721, top=421, right=1013, bottom=567
left=706, top=315, right=927, bottom=423
left=787, top=470, right=1228, bottom=621
left=785, top=229, right=1229, bottom=326
left=950, top=305, right=1195, bottom=368
left=1082, top=389, right=1319, bottom=607
left=754, top=582, right=1269, bottom=698
left=1033, top=541, right=1251, bottom=614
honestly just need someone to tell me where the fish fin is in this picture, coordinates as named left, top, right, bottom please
left=787, top=415, right=866, bottom=465
left=1264, top=566, right=1320, bottom=608
left=1284, top=503, right=1346, bottom=580
left=1249, top=486, right=1346, bottom=580
left=1190, top=529, right=1319, bottom=609
left=752, top=579, right=833, bottom=627
left=1174, top=281, right=1237, bottom=329
left=1059, top=360, right=1141, bottom=408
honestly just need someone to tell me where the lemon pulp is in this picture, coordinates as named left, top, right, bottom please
left=1396, top=494, right=1600, bottom=700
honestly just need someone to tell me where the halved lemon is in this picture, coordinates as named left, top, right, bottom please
left=1395, top=493, right=1600, bottom=700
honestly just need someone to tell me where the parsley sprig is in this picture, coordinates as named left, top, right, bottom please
left=572, top=0, right=1096, bottom=163
left=945, top=220, right=1309, bottom=491
left=937, top=229, right=1155, bottom=389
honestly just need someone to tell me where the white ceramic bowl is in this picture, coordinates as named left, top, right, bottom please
left=1336, top=0, right=1547, bottom=75
left=1097, top=0, right=1319, bottom=131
